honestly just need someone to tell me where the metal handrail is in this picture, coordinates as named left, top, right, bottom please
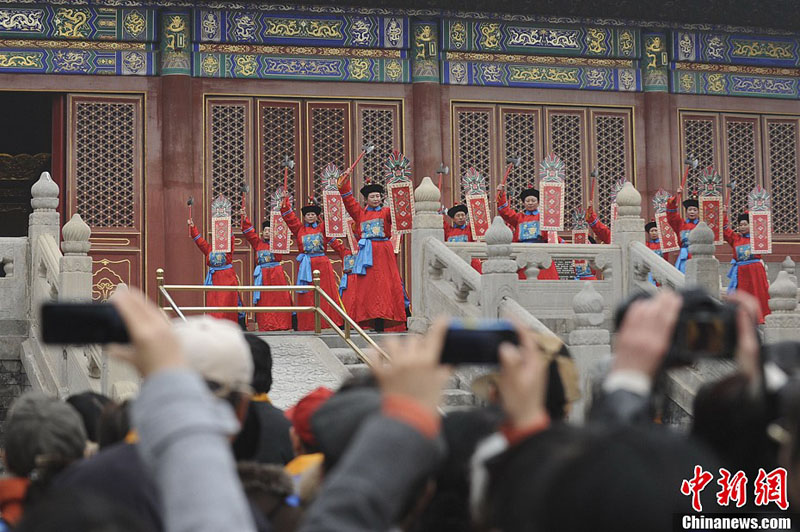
left=155, top=267, right=389, bottom=366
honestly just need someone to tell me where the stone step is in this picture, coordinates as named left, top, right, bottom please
left=441, top=389, right=475, bottom=407
left=329, top=347, right=361, bottom=365
left=317, top=331, right=410, bottom=350
left=346, top=363, right=372, bottom=379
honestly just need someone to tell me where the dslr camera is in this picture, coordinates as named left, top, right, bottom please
left=615, top=288, right=740, bottom=367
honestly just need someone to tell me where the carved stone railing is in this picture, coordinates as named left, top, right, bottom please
left=423, top=237, right=483, bottom=316
left=20, top=172, right=108, bottom=399
left=628, top=241, right=685, bottom=293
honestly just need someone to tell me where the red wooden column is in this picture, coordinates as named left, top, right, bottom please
left=411, top=20, right=444, bottom=188
left=643, top=91, right=675, bottom=220
left=158, top=10, right=203, bottom=305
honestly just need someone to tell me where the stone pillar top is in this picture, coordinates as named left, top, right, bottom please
left=768, top=270, right=798, bottom=312
left=31, top=171, right=59, bottom=211
left=415, top=176, right=441, bottom=205
left=782, top=256, right=796, bottom=274
left=615, top=181, right=641, bottom=217
left=485, top=216, right=512, bottom=247
left=61, top=214, right=91, bottom=256
left=688, top=221, right=715, bottom=256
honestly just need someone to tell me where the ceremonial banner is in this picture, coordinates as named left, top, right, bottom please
left=385, top=151, right=414, bottom=235
left=547, top=229, right=558, bottom=243
left=699, top=167, right=723, bottom=245
left=460, top=167, right=490, bottom=240
left=211, top=195, right=232, bottom=253
left=269, top=190, right=290, bottom=254
left=466, top=194, right=490, bottom=240
left=391, top=232, right=402, bottom=254
left=387, top=181, right=415, bottom=234
left=539, top=154, right=565, bottom=231
left=344, top=216, right=359, bottom=254
left=321, top=163, right=346, bottom=237
left=748, top=186, right=772, bottom=254
left=653, top=189, right=680, bottom=252
left=572, top=209, right=589, bottom=244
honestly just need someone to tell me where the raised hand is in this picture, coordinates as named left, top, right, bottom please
left=187, top=218, right=194, bottom=227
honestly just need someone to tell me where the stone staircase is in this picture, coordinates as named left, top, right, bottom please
left=317, top=332, right=478, bottom=410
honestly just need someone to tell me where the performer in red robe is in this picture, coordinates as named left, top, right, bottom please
left=281, top=200, right=350, bottom=331
left=188, top=219, right=239, bottom=323
left=666, top=187, right=699, bottom=274
left=338, top=180, right=407, bottom=331
left=443, top=204, right=483, bottom=273
left=242, top=214, right=292, bottom=331
left=497, top=184, right=560, bottom=280
left=724, top=213, right=771, bottom=323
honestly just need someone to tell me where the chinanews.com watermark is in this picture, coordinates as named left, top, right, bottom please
left=675, top=466, right=794, bottom=531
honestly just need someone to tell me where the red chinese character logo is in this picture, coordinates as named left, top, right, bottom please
left=754, top=467, right=789, bottom=510
left=681, top=465, right=714, bottom=512
left=716, top=468, right=748, bottom=508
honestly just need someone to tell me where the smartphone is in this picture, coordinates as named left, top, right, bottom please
left=440, top=318, right=519, bottom=365
left=41, top=303, right=129, bottom=344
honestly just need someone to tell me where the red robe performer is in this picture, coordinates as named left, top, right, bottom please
left=188, top=221, right=239, bottom=323
left=497, top=185, right=560, bottom=280
left=281, top=200, right=350, bottom=331
left=724, top=213, right=771, bottom=323
left=338, top=180, right=407, bottom=331
left=666, top=189, right=700, bottom=274
left=242, top=215, right=292, bottom=331
left=443, top=204, right=483, bottom=273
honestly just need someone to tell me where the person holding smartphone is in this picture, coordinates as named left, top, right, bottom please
left=241, top=211, right=293, bottom=331
left=188, top=218, right=240, bottom=323
left=496, top=184, right=559, bottom=280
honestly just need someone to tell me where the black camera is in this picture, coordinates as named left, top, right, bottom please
left=614, top=288, right=739, bottom=367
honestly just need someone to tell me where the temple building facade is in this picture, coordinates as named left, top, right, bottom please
left=0, top=1, right=798, bottom=302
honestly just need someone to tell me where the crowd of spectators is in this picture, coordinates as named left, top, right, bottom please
left=0, top=286, right=798, bottom=531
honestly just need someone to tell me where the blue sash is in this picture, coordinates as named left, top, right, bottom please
left=726, top=259, right=761, bottom=294
left=253, top=262, right=281, bottom=305
left=339, top=255, right=356, bottom=296
left=205, top=263, right=232, bottom=286
left=297, top=253, right=325, bottom=292
left=354, top=237, right=389, bottom=275
left=674, top=246, right=689, bottom=274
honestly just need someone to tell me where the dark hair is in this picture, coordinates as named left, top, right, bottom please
left=97, top=400, right=131, bottom=449
left=244, top=334, right=273, bottom=394
left=17, top=490, right=151, bottom=532
left=65, top=392, right=113, bottom=443
left=261, top=220, right=270, bottom=231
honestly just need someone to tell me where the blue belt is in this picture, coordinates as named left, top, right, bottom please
left=205, top=263, right=232, bottom=285
left=253, top=262, right=281, bottom=305
left=354, top=237, right=389, bottom=275
left=297, top=252, right=325, bottom=293
left=674, top=246, right=689, bottom=274
left=727, top=259, right=761, bottom=294
left=339, top=271, right=350, bottom=297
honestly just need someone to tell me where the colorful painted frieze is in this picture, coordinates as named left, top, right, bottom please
left=195, top=52, right=409, bottom=83
left=672, top=31, right=800, bottom=68
left=0, top=6, right=156, bottom=42
left=443, top=60, right=641, bottom=91
left=0, top=47, right=156, bottom=75
left=443, top=19, right=640, bottom=59
left=194, top=10, right=409, bottom=49
left=672, top=70, right=800, bottom=99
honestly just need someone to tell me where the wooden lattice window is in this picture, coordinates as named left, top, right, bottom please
left=680, top=114, right=719, bottom=196
left=257, top=100, right=300, bottom=218
left=724, top=117, right=760, bottom=220
left=547, top=111, right=585, bottom=229
left=501, top=108, right=541, bottom=201
left=766, top=119, right=799, bottom=235
left=453, top=106, right=494, bottom=203
left=308, top=103, right=350, bottom=204
left=592, top=112, right=631, bottom=221
left=207, top=99, right=251, bottom=220
left=73, top=99, right=138, bottom=228
left=356, top=103, right=401, bottom=194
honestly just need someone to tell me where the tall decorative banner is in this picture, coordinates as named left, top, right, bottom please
left=210, top=195, right=232, bottom=253
left=608, top=177, right=627, bottom=244
left=461, top=167, right=490, bottom=240
left=653, top=189, right=680, bottom=252
left=572, top=208, right=590, bottom=276
left=748, top=186, right=773, bottom=254
left=698, top=166, right=724, bottom=244
left=321, top=163, right=346, bottom=237
left=270, top=190, right=291, bottom=254
left=391, top=232, right=402, bottom=254
left=384, top=151, right=414, bottom=235
left=345, top=215, right=359, bottom=254
left=539, top=153, right=565, bottom=231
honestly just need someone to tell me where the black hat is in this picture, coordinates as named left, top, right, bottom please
left=261, top=219, right=270, bottom=230
left=645, top=221, right=657, bottom=232
left=301, top=204, right=322, bottom=216
left=682, top=198, right=699, bottom=209
left=447, top=205, right=468, bottom=218
left=360, top=183, right=385, bottom=197
left=519, top=187, right=540, bottom=201
left=737, top=213, right=749, bottom=223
